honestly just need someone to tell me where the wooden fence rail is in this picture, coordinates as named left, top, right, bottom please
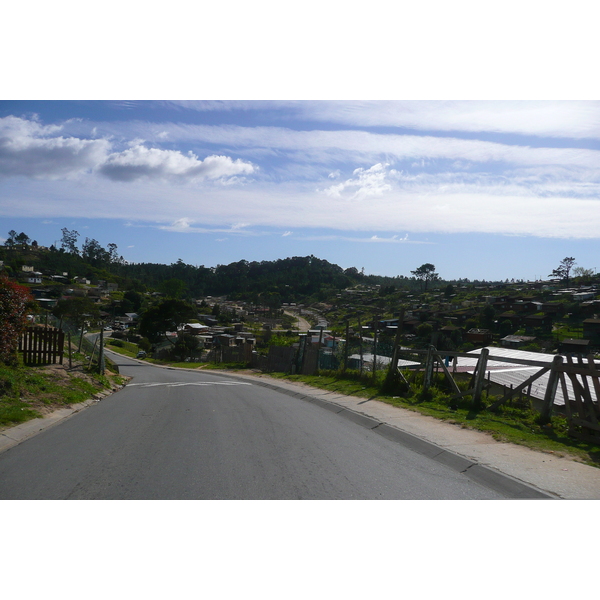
left=19, top=326, right=65, bottom=366
left=396, top=345, right=600, bottom=442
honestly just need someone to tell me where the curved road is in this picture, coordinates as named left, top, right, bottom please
left=0, top=352, right=524, bottom=499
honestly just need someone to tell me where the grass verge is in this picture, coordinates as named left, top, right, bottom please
left=0, top=358, right=124, bottom=429
left=268, top=370, right=600, bottom=467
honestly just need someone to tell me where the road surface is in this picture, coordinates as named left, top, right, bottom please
left=0, top=353, right=540, bottom=499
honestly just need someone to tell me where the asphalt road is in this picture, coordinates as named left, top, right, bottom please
left=0, top=353, right=525, bottom=499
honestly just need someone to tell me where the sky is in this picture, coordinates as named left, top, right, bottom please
left=3, top=3, right=598, bottom=590
left=2, top=99, right=600, bottom=282
left=2, top=3, right=599, bottom=287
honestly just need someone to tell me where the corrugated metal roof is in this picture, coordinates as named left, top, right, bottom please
left=454, top=347, right=599, bottom=407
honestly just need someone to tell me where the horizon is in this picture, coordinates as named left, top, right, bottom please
left=2, top=100, right=599, bottom=283
left=0, top=223, right=586, bottom=285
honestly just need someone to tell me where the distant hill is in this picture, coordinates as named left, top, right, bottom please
left=1, top=234, right=435, bottom=301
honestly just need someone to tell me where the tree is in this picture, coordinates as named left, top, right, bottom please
left=5, top=230, right=17, bottom=250
left=0, top=275, right=34, bottom=365
left=159, top=278, right=187, bottom=299
left=416, top=322, right=433, bottom=339
left=52, top=297, right=100, bottom=328
left=15, top=232, right=30, bottom=248
left=411, top=263, right=439, bottom=291
left=572, top=266, right=595, bottom=284
left=549, top=257, right=576, bottom=287
left=60, top=228, right=80, bottom=255
left=172, top=334, right=200, bottom=361
left=139, top=299, right=197, bottom=344
left=480, top=304, right=496, bottom=329
left=81, top=237, right=107, bottom=267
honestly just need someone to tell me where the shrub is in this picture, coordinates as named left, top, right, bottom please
left=0, top=275, right=34, bottom=365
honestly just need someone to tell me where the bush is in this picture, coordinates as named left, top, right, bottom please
left=138, top=337, right=152, bottom=352
left=0, top=275, right=34, bottom=365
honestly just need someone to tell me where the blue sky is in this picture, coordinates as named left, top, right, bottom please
left=2, top=99, right=600, bottom=282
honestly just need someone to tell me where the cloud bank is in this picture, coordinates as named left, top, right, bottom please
left=99, top=146, right=255, bottom=182
left=1, top=103, right=600, bottom=242
left=0, top=116, right=255, bottom=183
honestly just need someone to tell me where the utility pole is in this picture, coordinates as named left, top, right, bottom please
left=99, top=323, right=105, bottom=375
left=343, top=320, right=349, bottom=372
left=372, top=315, right=379, bottom=381
left=357, top=313, right=363, bottom=375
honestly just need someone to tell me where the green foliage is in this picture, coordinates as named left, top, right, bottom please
left=138, top=337, right=152, bottom=352
left=411, top=263, right=439, bottom=291
left=159, top=278, right=187, bottom=299
left=52, top=296, right=100, bottom=326
left=139, top=299, right=197, bottom=343
left=416, top=322, right=433, bottom=339
left=269, top=333, right=297, bottom=347
left=0, top=361, right=108, bottom=427
left=549, top=257, right=576, bottom=286
left=61, top=228, right=80, bottom=255
left=0, top=275, right=34, bottom=365
left=172, top=334, right=200, bottom=361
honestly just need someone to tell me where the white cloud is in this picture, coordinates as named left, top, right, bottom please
left=85, top=121, right=600, bottom=174
left=0, top=116, right=256, bottom=184
left=302, top=101, right=600, bottom=139
left=167, top=217, right=193, bottom=231
left=147, top=101, right=600, bottom=139
left=98, top=145, right=255, bottom=182
left=5, top=171, right=600, bottom=240
left=0, top=116, right=110, bottom=179
left=157, top=218, right=262, bottom=236
left=294, top=233, right=426, bottom=244
left=323, top=163, right=391, bottom=200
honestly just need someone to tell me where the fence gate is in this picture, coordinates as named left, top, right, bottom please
left=19, top=326, right=65, bottom=365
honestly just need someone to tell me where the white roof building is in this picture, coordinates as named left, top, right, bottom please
left=454, top=346, right=599, bottom=407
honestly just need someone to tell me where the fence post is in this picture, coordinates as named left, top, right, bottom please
left=298, top=334, right=307, bottom=374
left=99, top=326, right=105, bottom=375
left=68, top=332, right=72, bottom=369
left=539, top=355, right=563, bottom=424
left=315, top=328, right=324, bottom=372
left=357, top=314, right=363, bottom=375
left=423, top=345, right=435, bottom=393
left=386, top=309, right=405, bottom=384
left=472, top=348, right=489, bottom=409
left=343, top=320, right=349, bottom=372
left=372, top=315, right=379, bottom=380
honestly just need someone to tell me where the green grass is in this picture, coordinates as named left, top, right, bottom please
left=107, top=342, right=250, bottom=372
left=148, top=360, right=205, bottom=369
left=552, top=320, right=584, bottom=341
left=268, top=369, right=600, bottom=467
left=198, top=362, right=249, bottom=370
left=106, top=338, right=140, bottom=358
left=0, top=361, right=111, bottom=427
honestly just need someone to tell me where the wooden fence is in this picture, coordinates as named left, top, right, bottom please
left=400, top=346, right=600, bottom=443
left=19, top=326, right=65, bottom=366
